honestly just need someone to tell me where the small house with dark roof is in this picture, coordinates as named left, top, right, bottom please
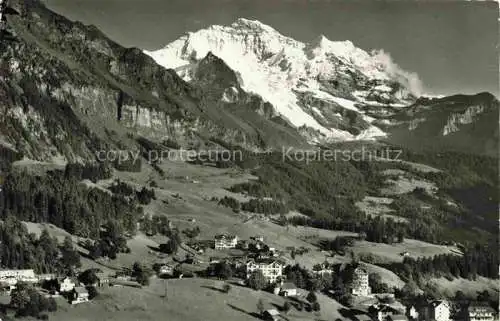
left=262, top=309, right=281, bottom=321
left=369, top=304, right=400, bottom=321
left=71, top=286, right=89, bottom=304
left=278, top=282, right=297, bottom=297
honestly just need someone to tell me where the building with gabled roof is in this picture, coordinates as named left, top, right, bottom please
left=262, top=309, right=281, bottom=321
left=71, top=286, right=89, bottom=304
left=405, top=305, right=419, bottom=320
left=246, top=258, right=284, bottom=284
left=96, top=272, right=110, bottom=287
left=429, top=300, right=450, bottom=321
left=277, top=282, right=297, bottom=297
left=59, top=277, right=76, bottom=293
left=214, top=234, right=238, bottom=250
left=467, top=303, right=496, bottom=321
left=369, top=304, right=400, bottom=321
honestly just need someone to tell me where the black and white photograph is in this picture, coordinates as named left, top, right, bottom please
left=0, top=0, right=498, bottom=320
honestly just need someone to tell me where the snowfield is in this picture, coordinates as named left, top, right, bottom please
left=145, top=18, right=418, bottom=142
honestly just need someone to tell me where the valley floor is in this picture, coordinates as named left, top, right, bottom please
left=11, top=158, right=499, bottom=320
left=43, top=278, right=347, bottom=321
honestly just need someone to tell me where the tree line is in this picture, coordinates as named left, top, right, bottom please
left=0, top=164, right=144, bottom=239
left=0, top=215, right=80, bottom=274
left=215, top=196, right=288, bottom=215
left=384, top=243, right=499, bottom=283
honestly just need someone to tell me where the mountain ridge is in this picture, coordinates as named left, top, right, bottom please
left=144, top=18, right=420, bottom=142
left=381, top=92, right=499, bottom=157
left=0, top=0, right=310, bottom=163
left=0, top=1, right=497, bottom=165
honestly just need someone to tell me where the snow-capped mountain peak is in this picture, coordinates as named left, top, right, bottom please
left=145, top=18, right=420, bottom=142
left=231, top=18, right=277, bottom=32
left=309, top=35, right=356, bottom=59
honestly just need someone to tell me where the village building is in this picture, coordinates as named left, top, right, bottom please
left=246, top=259, right=283, bottom=284
left=277, top=282, right=297, bottom=297
left=38, top=274, right=57, bottom=282
left=96, top=272, right=110, bottom=287
left=71, top=287, right=89, bottom=304
left=467, top=304, right=496, bottom=321
left=229, top=256, right=247, bottom=269
left=351, top=267, right=371, bottom=296
left=59, top=277, right=76, bottom=293
left=214, top=234, right=238, bottom=250
left=369, top=304, right=400, bottom=321
left=262, top=309, right=281, bottom=321
left=0, top=269, right=38, bottom=287
left=429, top=300, right=451, bottom=321
left=253, top=235, right=264, bottom=242
left=237, top=239, right=250, bottom=250
left=312, top=262, right=334, bottom=276
left=256, top=251, right=276, bottom=260
left=254, top=242, right=264, bottom=250
left=158, top=264, right=174, bottom=277
left=405, top=305, right=419, bottom=320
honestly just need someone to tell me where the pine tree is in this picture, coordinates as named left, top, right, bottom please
left=61, top=236, right=81, bottom=274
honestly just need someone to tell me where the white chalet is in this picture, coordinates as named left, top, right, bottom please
left=214, top=234, right=238, bottom=250
left=429, top=300, right=450, bottom=321
left=59, top=277, right=76, bottom=293
left=406, top=305, right=419, bottom=320
left=351, top=267, right=371, bottom=297
left=246, top=259, right=283, bottom=284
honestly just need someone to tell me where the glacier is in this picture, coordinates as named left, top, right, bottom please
left=144, top=18, right=419, bottom=142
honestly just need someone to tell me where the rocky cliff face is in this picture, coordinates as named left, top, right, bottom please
left=441, top=104, right=487, bottom=136
left=0, top=0, right=309, bottom=163
left=381, top=92, right=499, bottom=156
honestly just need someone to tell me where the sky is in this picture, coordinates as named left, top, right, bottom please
left=42, top=0, right=499, bottom=97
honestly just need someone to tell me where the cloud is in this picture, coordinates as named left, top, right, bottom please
left=371, top=49, right=424, bottom=97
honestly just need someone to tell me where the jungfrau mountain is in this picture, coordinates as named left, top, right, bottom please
left=145, top=18, right=421, bottom=142
left=144, top=18, right=498, bottom=154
